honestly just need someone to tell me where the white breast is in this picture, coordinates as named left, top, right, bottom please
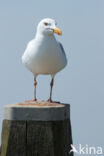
left=22, top=35, right=67, bottom=76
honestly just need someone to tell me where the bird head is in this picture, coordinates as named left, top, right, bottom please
left=37, top=18, right=62, bottom=36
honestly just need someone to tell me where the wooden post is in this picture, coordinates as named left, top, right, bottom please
left=1, top=101, right=73, bottom=156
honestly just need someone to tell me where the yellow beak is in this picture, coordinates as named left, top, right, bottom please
left=53, top=27, right=62, bottom=35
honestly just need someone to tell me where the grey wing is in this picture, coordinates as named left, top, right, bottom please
left=59, top=42, right=66, bottom=57
left=58, top=42, right=67, bottom=64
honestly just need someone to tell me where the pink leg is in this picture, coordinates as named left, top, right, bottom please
left=33, top=77, right=37, bottom=101
left=48, top=77, right=54, bottom=102
left=25, top=77, right=37, bottom=102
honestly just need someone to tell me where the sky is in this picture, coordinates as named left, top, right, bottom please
left=0, top=0, right=104, bottom=155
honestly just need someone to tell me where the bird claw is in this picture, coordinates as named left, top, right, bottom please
left=47, top=99, right=53, bottom=103
left=25, top=98, right=37, bottom=103
left=47, top=99, right=61, bottom=104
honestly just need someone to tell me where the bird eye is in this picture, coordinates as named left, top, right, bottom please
left=44, top=22, right=48, bottom=26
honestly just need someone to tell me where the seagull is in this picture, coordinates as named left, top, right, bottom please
left=22, top=18, right=67, bottom=102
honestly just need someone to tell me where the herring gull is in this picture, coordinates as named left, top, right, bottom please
left=22, top=18, right=67, bottom=102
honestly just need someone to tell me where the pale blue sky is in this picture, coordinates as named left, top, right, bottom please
left=0, top=0, right=104, bottom=155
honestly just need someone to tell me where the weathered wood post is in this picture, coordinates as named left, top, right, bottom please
left=1, top=101, right=73, bottom=156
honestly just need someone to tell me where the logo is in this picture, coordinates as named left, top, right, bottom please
left=69, top=144, right=103, bottom=155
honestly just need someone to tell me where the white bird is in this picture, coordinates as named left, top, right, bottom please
left=22, top=18, right=67, bottom=102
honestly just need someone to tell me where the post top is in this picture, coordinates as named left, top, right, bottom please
left=5, top=100, right=65, bottom=108
left=4, top=101, right=70, bottom=121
